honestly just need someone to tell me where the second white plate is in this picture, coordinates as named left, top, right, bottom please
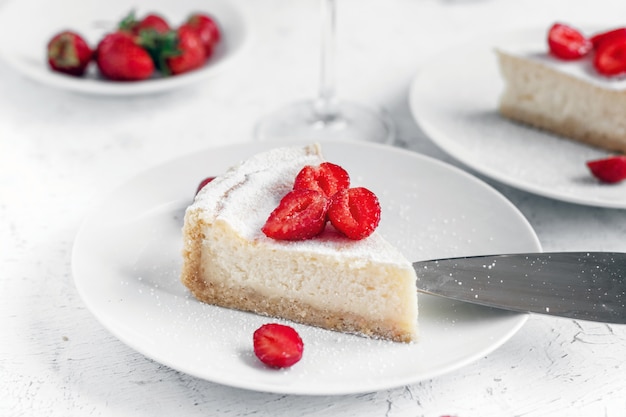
left=0, top=0, right=249, bottom=95
left=410, top=27, right=626, bottom=209
left=72, top=140, right=541, bottom=395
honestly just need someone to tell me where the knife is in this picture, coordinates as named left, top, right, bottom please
left=414, top=252, right=626, bottom=324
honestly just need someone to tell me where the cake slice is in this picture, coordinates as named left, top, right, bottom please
left=180, top=143, right=418, bottom=342
left=496, top=48, right=626, bottom=153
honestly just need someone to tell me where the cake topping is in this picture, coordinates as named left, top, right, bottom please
left=261, top=189, right=330, bottom=240
left=590, top=27, right=626, bottom=49
left=586, top=156, right=626, bottom=183
left=547, top=22, right=626, bottom=77
left=594, top=38, right=626, bottom=76
left=262, top=162, right=382, bottom=241
left=195, top=176, right=216, bottom=195
left=547, top=23, right=592, bottom=60
left=253, top=323, right=304, bottom=368
left=293, top=162, right=350, bottom=198
left=328, top=187, right=381, bottom=240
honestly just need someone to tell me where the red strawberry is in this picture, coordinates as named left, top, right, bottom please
left=547, top=23, right=592, bottom=60
left=47, top=31, right=93, bottom=76
left=253, top=323, right=304, bottom=368
left=593, top=38, right=626, bottom=76
left=135, top=14, right=170, bottom=35
left=262, top=189, right=330, bottom=240
left=165, top=24, right=206, bottom=75
left=96, top=32, right=155, bottom=81
left=119, top=11, right=170, bottom=36
left=293, top=162, right=350, bottom=198
left=196, top=176, right=216, bottom=195
left=328, top=187, right=381, bottom=240
left=590, top=27, right=626, bottom=49
left=586, top=155, right=626, bottom=183
left=186, top=13, right=221, bottom=58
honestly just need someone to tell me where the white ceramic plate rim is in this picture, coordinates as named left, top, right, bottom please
left=409, top=26, right=626, bottom=209
left=0, top=0, right=249, bottom=95
left=72, top=140, right=541, bottom=395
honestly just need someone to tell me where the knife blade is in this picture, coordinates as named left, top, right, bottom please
left=413, top=252, right=626, bottom=324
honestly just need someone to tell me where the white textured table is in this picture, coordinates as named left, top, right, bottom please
left=2, top=0, right=626, bottom=416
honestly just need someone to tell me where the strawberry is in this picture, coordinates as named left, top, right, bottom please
left=593, top=38, right=626, bottom=76
left=586, top=155, right=626, bottom=183
left=590, top=27, right=626, bottom=49
left=186, top=13, right=221, bottom=58
left=253, top=323, right=304, bottom=368
left=293, top=162, right=350, bottom=198
left=47, top=31, right=93, bottom=76
left=165, top=24, right=206, bottom=75
left=262, top=189, right=330, bottom=240
left=328, top=187, right=381, bottom=240
left=135, top=14, right=170, bottom=35
left=547, top=23, right=592, bottom=60
left=196, top=176, right=216, bottom=195
left=119, top=11, right=170, bottom=36
left=96, top=32, right=154, bottom=81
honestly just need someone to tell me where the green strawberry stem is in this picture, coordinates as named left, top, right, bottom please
left=118, top=10, right=138, bottom=32
left=138, top=30, right=181, bottom=76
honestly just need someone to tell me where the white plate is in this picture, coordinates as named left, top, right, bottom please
left=0, top=0, right=248, bottom=95
left=409, top=27, right=626, bottom=209
left=72, top=140, right=541, bottom=395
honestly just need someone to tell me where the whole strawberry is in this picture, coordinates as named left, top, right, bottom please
left=186, top=13, right=221, bottom=58
left=165, top=25, right=206, bottom=75
left=96, top=32, right=154, bottom=81
left=119, top=11, right=170, bottom=36
left=47, top=31, right=93, bottom=76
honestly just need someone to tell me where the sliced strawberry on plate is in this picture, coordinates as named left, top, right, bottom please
left=547, top=23, right=592, bottom=60
left=586, top=155, right=626, bottom=183
left=590, top=27, right=626, bottom=49
left=253, top=323, right=304, bottom=368
left=293, top=162, right=350, bottom=198
left=328, top=187, right=381, bottom=240
left=186, top=12, right=221, bottom=59
left=96, top=32, right=155, bottom=81
left=47, top=31, right=93, bottom=76
left=593, top=38, right=626, bottom=76
left=262, top=189, right=330, bottom=240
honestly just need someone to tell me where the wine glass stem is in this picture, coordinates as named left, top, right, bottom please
left=316, top=0, right=338, bottom=121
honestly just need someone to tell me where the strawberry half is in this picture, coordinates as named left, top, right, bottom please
left=47, top=31, right=93, bottom=76
left=96, top=32, right=155, bottom=81
left=590, top=27, right=626, bottom=49
left=586, top=155, right=626, bottom=183
left=593, top=38, right=626, bottom=76
left=328, top=187, right=381, bottom=240
left=547, top=23, right=592, bottom=60
left=253, top=323, right=304, bottom=368
left=293, top=162, right=350, bottom=198
left=196, top=176, right=216, bottom=195
left=262, top=189, right=330, bottom=240
left=186, top=13, right=221, bottom=59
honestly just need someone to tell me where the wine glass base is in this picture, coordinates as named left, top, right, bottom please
left=254, top=100, right=395, bottom=144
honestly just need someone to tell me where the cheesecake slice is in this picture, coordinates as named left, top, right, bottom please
left=497, top=48, right=626, bottom=153
left=180, top=143, right=418, bottom=342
